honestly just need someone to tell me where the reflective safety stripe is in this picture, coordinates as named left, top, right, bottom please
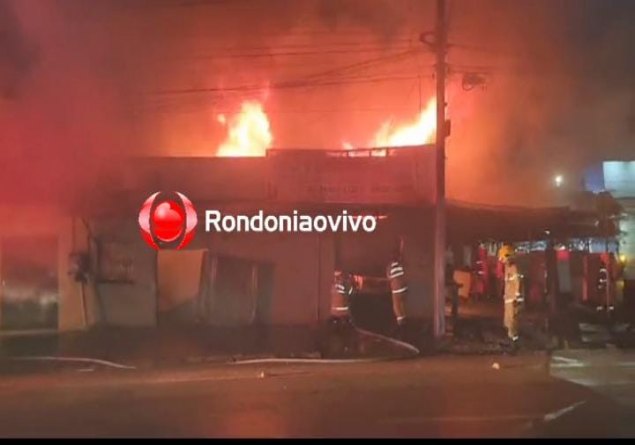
left=334, top=306, right=349, bottom=312
left=392, top=286, right=408, bottom=294
left=335, top=283, right=347, bottom=295
left=504, top=298, right=516, bottom=304
left=390, top=266, right=404, bottom=275
left=397, top=316, right=406, bottom=321
left=389, top=271, right=405, bottom=279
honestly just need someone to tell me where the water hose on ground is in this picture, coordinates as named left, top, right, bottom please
left=231, top=326, right=420, bottom=365
left=9, top=356, right=136, bottom=370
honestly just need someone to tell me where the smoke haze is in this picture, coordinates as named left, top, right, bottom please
left=1, top=0, right=634, bottom=206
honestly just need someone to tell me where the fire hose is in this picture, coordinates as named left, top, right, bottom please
left=230, top=326, right=420, bottom=365
left=9, top=356, right=136, bottom=370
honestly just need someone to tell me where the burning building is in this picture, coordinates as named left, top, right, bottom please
left=0, top=146, right=442, bottom=341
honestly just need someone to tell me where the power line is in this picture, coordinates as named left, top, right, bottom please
left=146, top=50, right=429, bottom=96
left=143, top=105, right=431, bottom=115
left=300, top=48, right=422, bottom=81
left=173, top=38, right=417, bottom=52
left=146, top=72, right=432, bottom=97
left=185, top=46, right=418, bottom=60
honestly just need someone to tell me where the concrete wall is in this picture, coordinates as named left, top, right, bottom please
left=83, top=214, right=335, bottom=327
left=156, top=249, right=206, bottom=324
left=89, top=220, right=157, bottom=327
left=401, top=209, right=436, bottom=320
left=204, top=230, right=333, bottom=325
left=0, top=205, right=433, bottom=331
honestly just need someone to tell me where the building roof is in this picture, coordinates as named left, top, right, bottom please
left=79, top=147, right=438, bottom=216
left=447, top=199, right=619, bottom=243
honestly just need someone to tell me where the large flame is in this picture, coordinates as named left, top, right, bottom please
left=214, top=97, right=436, bottom=157
left=216, top=101, right=273, bottom=157
left=372, top=97, right=437, bottom=148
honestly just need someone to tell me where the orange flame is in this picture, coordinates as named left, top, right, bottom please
left=372, top=97, right=437, bottom=148
left=214, top=97, right=436, bottom=157
left=216, top=101, right=273, bottom=157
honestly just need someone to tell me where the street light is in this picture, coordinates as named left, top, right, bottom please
left=554, top=174, right=564, bottom=187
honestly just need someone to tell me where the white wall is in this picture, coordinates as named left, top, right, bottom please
left=602, top=162, right=635, bottom=279
left=603, top=161, right=635, bottom=198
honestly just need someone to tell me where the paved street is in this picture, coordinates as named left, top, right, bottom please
left=550, top=348, right=635, bottom=407
left=0, top=351, right=632, bottom=438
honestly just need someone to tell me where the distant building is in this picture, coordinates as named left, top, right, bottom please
left=584, top=161, right=635, bottom=312
left=585, top=161, right=635, bottom=281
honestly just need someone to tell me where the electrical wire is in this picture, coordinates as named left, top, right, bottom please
left=146, top=72, right=430, bottom=98
left=185, top=46, right=417, bottom=60
left=188, top=39, right=417, bottom=52
left=147, top=50, right=430, bottom=96
left=299, top=48, right=422, bottom=81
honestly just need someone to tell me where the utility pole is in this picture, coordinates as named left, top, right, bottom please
left=433, top=0, right=447, bottom=339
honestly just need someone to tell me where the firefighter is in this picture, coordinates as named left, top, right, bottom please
left=499, top=245, right=523, bottom=344
left=327, top=270, right=357, bottom=355
left=387, top=253, right=408, bottom=333
left=596, top=255, right=609, bottom=312
left=330, top=270, right=355, bottom=322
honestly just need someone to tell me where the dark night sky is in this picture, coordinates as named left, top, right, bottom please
left=1, top=0, right=634, bottom=205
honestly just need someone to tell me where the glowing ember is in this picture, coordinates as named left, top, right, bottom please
left=216, top=101, right=273, bottom=157
left=372, top=97, right=437, bottom=148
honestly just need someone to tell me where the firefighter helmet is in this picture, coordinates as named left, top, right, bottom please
left=498, top=245, right=515, bottom=262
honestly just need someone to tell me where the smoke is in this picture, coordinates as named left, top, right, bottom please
left=316, top=0, right=405, bottom=41
left=2, top=0, right=634, bottom=207
left=0, top=0, right=142, bottom=203
left=443, top=0, right=635, bottom=206
left=0, top=0, right=38, bottom=99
